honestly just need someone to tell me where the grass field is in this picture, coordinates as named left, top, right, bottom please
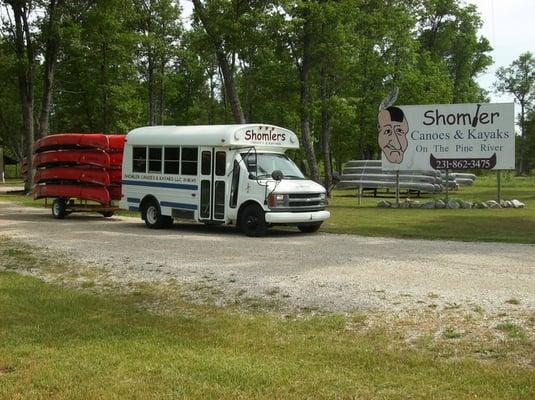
left=324, top=174, right=535, bottom=243
left=1, top=174, right=535, bottom=243
left=0, top=270, right=534, bottom=399
left=1, top=177, right=535, bottom=398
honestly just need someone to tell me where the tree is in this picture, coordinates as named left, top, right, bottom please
left=0, top=37, right=24, bottom=160
left=4, top=0, right=36, bottom=191
left=191, top=0, right=246, bottom=124
left=37, top=0, right=66, bottom=138
left=495, top=52, right=535, bottom=174
left=52, top=0, right=143, bottom=133
left=417, top=0, right=492, bottom=103
left=134, top=0, right=182, bottom=125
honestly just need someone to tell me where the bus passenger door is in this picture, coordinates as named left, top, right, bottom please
left=198, top=147, right=227, bottom=222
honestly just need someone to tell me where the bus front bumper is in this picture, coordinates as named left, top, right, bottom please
left=265, top=210, right=330, bottom=224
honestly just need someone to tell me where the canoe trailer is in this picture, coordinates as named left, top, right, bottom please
left=45, top=197, right=119, bottom=219
left=31, top=133, right=125, bottom=219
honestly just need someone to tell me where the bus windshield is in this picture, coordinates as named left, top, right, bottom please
left=241, top=152, right=305, bottom=180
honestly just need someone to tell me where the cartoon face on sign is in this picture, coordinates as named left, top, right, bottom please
left=378, top=106, right=409, bottom=164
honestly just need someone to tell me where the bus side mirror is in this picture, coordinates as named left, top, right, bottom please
left=271, top=170, right=283, bottom=181
left=332, top=171, right=340, bottom=184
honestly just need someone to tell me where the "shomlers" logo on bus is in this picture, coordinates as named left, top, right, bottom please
left=244, top=128, right=286, bottom=142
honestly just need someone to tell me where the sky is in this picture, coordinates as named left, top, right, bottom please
left=466, top=0, right=535, bottom=104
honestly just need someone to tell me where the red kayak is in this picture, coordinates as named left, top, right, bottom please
left=108, top=169, right=122, bottom=184
left=34, top=184, right=111, bottom=205
left=108, top=135, right=126, bottom=152
left=34, top=167, right=110, bottom=186
left=34, top=134, right=108, bottom=152
left=34, top=150, right=111, bottom=168
left=109, top=152, right=123, bottom=168
left=34, top=133, right=126, bottom=153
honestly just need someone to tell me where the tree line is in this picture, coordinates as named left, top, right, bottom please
left=0, top=0, right=532, bottom=190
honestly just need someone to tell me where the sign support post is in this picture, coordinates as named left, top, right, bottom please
left=497, top=171, right=501, bottom=204
left=395, top=171, right=400, bottom=207
left=0, top=146, right=4, bottom=183
left=445, top=169, right=449, bottom=207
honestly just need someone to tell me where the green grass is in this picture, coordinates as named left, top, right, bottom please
left=0, top=272, right=533, bottom=399
left=443, top=327, right=462, bottom=339
left=324, top=176, right=535, bottom=243
left=496, top=322, right=528, bottom=340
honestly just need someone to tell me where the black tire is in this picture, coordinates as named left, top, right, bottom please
left=143, top=199, right=172, bottom=229
left=239, top=204, right=268, bottom=237
left=52, top=198, right=67, bottom=219
left=162, top=216, right=174, bottom=228
left=298, top=222, right=322, bottom=233
left=100, top=211, right=114, bottom=218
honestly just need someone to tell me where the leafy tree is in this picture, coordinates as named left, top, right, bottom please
left=3, top=0, right=37, bottom=190
left=495, top=52, right=535, bottom=174
left=52, top=0, right=143, bottom=133
left=0, top=37, right=23, bottom=159
left=417, top=0, right=492, bottom=102
left=191, top=0, right=249, bottom=124
left=134, top=0, right=182, bottom=125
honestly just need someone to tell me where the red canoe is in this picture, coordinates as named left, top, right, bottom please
left=34, top=184, right=111, bottom=205
left=34, top=134, right=108, bottom=152
left=107, top=135, right=126, bottom=151
left=34, top=133, right=126, bottom=153
left=108, top=170, right=122, bottom=184
left=34, top=167, right=110, bottom=186
left=34, top=150, right=111, bottom=168
left=109, top=152, right=123, bottom=168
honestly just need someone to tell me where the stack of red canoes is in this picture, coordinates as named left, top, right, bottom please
left=32, top=133, right=125, bottom=205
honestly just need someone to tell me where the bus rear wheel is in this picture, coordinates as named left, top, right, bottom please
left=143, top=200, right=173, bottom=229
left=239, top=204, right=268, bottom=237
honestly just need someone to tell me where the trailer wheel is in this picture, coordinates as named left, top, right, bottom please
left=143, top=200, right=172, bottom=229
left=52, top=198, right=67, bottom=219
left=239, top=204, right=268, bottom=237
left=298, top=222, right=322, bottom=233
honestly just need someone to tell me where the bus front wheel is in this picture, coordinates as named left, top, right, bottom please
left=239, top=204, right=268, bottom=237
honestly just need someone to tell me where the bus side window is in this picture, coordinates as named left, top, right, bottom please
left=182, top=147, right=198, bottom=175
left=215, top=151, right=226, bottom=176
left=230, top=160, right=240, bottom=208
left=133, top=146, right=147, bottom=173
left=201, top=151, right=211, bottom=175
left=164, top=147, right=180, bottom=174
left=148, top=147, right=162, bottom=173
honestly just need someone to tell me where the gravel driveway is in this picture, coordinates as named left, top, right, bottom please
left=1, top=200, right=534, bottom=313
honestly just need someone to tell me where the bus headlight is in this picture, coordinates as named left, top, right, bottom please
left=267, top=193, right=287, bottom=208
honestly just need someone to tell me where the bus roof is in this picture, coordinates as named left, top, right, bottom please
left=126, top=124, right=299, bottom=150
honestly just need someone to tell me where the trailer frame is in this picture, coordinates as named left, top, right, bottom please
left=45, top=197, right=120, bottom=219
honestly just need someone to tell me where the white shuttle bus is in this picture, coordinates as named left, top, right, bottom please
left=120, top=124, right=330, bottom=236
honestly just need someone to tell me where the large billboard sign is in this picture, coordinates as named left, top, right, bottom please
left=378, top=103, right=515, bottom=170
